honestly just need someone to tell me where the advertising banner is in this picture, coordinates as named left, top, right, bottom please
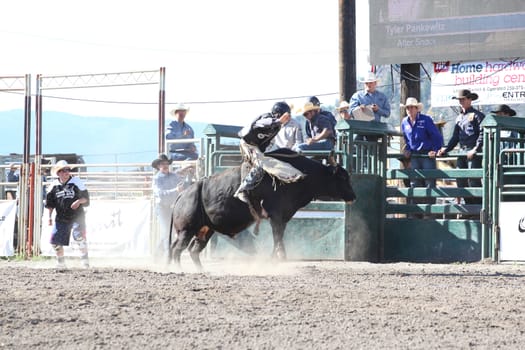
left=41, top=200, right=152, bottom=258
left=0, top=201, right=16, bottom=256
left=499, top=202, right=525, bottom=261
left=431, top=59, right=525, bottom=107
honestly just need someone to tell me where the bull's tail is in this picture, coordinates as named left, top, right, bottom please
left=196, top=179, right=209, bottom=227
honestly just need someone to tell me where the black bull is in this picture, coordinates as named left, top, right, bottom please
left=169, top=150, right=357, bottom=269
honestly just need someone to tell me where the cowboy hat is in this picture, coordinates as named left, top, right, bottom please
left=491, top=104, right=516, bottom=116
left=400, top=97, right=423, bottom=111
left=452, top=89, right=479, bottom=101
left=359, top=72, right=379, bottom=83
left=307, top=96, right=321, bottom=106
left=301, top=102, right=321, bottom=116
left=51, top=160, right=75, bottom=177
left=151, top=154, right=172, bottom=170
left=337, top=101, right=350, bottom=111
left=169, top=103, right=190, bottom=116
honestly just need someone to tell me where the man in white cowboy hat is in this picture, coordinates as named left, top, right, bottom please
left=336, top=100, right=352, bottom=121
left=437, top=89, right=485, bottom=204
left=45, top=160, right=90, bottom=269
left=401, top=97, right=443, bottom=191
left=151, top=153, right=193, bottom=262
left=294, top=101, right=337, bottom=152
left=166, top=103, right=199, bottom=161
left=349, top=71, right=391, bottom=141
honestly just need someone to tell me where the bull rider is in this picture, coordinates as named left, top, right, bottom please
left=234, top=101, right=305, bottom=214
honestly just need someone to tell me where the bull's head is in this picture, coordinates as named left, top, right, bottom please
left=316, top=165, right=356, bottom=203
left=332, top=165, right=356, bottom=203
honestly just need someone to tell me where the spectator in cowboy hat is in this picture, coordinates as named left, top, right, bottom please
left=349, top=71, right=391, bottom=122
left=336, top=100, right=351, bottom=121
left=165, top=103, right=199, bottom=161
left=348, top=71, right=391, bottom=142
left=151, top=153, right=194, bottom=262
left=306, top=95, right=337, bottom=131
left=451, top=89, right=479, bottom=101
left=491, top=104, right=519, bottom=153
left=490, top=104, right=524, bottom=196
left=400, top=97, right=443, bottom=193
left=45, top=160, right=90, bottom=269
left=437, top=89, right=485, bottom=204
left=491, top=104, right=516, bottom=117
left=346, top=71, right=391, bottom=172
left=294, top=101, right=336, bottom=152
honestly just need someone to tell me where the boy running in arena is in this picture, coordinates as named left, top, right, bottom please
left=46, top=160, right=90, bottom=269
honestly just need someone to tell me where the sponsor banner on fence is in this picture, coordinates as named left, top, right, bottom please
left=0, top=201, right=16, bottom=256
left=41, top=200, right=152, bottom=258
left=499, top=202, right=525, bottom=261
left=431, top=59, right=525, bottom=107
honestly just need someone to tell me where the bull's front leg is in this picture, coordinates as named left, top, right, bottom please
left=270, top=220, right=287, bottom=260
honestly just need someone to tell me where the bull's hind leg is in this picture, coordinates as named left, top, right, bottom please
left=270, top=220, right=287, bottom=260
left=169, top=230, right=195, bottom=268
left=188, top=226, right=214, bottom=272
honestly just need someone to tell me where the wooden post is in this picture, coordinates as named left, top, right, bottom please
left=399, top=64, right=420, bottom=187
left=339, top=0, right=356, bottom=103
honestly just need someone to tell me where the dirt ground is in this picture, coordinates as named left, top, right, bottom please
left=1, top=256, right=525, bottom=350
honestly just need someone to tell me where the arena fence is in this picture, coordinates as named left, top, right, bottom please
left=2, top=119, right=524, bottom=263
left=481, top=115, right=525, bottom=262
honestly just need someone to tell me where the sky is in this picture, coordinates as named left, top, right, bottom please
left=0, top=0, right=370, bottom=127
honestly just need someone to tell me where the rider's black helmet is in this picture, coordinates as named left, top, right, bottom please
left=308, top=96, right=321, bottom=106
left=271, top=101, right=291, bottom=117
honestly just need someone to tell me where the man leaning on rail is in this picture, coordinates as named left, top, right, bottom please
left=165, top=103, right=199, bottom=161
left=437, top=89, right=485, bottom=205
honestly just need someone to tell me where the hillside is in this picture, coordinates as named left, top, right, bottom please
left=1, top=110, right=211, bottom=164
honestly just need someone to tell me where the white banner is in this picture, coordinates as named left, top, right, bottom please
left=431, top=59, right=525, bottom=107
left=41, top=200, right=152, bottom=258
left=0, top=201, right=17, bottom=256
left=499, top=202, right=525, bottom=261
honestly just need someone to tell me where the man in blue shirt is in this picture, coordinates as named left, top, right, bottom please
left=349, top=72, right=391, bottom=142
left=349, top=72, right=390, bottom=170
left=401, top=97, right=443, bottom=189
left=165, top=103, right=199, bottom=161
